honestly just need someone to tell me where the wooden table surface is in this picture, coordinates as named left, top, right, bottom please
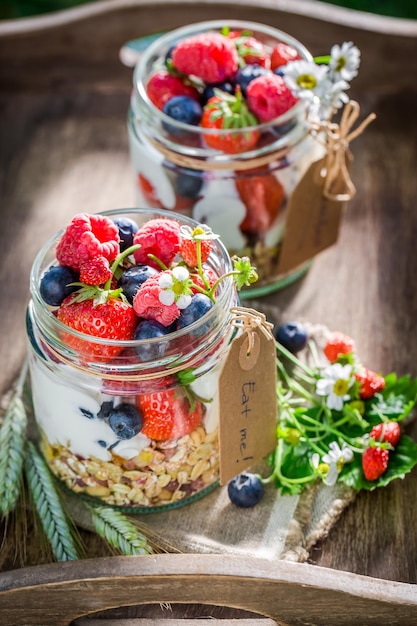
left=1, top=1, right=417, bottom=623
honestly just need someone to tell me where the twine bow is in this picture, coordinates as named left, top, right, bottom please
left=311, top=101, right=376, bottom=202
left=230, top=306, right=274, bottom=356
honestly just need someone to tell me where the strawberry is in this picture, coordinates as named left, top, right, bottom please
left=138, top=389, right=204, bottom=440
left=362, top=445, right=389, bottom=481
left=79, top=256, right=112, bottom=286
left=171, top=32, right=238, bottom=83
left=189, top=265, right=218, bottom=293
left=201, top=89, right=260, bottom=154
left=146, top=70, right=200, bottom=111
left=137, top=174, right=164, bottom=208
left=270, top=42, right=301, bottom=71
left=236, top=173, right=285, bottom=235
left=370, top=422, right=401, bottom=448
left=228, top=31, right=269, bottom=68
left=355, top=368, right=386, bottom=400
left=246, top=73, right=298, bottom=122
left=57, top=295, right=137, bottom=360
left=323, top=332, right=355, bottom=363
left=180, top=237, right=211, bottom=268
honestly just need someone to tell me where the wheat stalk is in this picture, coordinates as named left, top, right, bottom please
left=25, top=441, right=84, bottom=562
left=0, top=363, right=28, bottom=518
left=85, top=501, right=154, bottom=556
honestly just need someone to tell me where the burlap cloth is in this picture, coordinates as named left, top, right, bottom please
left=9, top=301, right=357, bottom=563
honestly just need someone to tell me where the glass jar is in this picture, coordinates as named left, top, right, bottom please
left=27, top=208, right=238, bottom=512
left=127, top=20, right=326, bottom=297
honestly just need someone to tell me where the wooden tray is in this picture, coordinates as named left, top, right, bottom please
left=1, top=1, right=417, bottom=623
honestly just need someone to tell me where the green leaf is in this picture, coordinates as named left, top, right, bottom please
left=339, top=435, right=417, bottom=491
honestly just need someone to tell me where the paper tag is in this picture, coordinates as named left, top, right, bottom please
left=218, top=315, right=278, bottom=485
left=277, top=155, right=347, bottom=275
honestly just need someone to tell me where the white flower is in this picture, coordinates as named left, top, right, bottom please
left=180, top=224, right=220, bottom=241
left=158, top=266, right=192, bottom=309
left=283, top=60, right=329, bottom=101
left=312, top=441, right=353, bottom=486
left=315, top=78, right=350, bottom=113
left=329, top=42, right=360, bottom=81
left=316, top=363, right=355, bottom=410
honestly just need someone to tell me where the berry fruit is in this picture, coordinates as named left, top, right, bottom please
left=228, top=472, right=264, bottom=507
left=370, top=422, right=401, bottom=448
left=174, top=168, right=204, bottom=199
left=355, top=368, right=386, bottom=400
left=138, top=389, right=204, bottom=440
left=275, top=321, right=308, bottom=353
left=176, top=293, right=213, bottom=330
left=133, top=218, right=181, bottom=270
left=171, top=32, right=239, bottom=83
left=236, top=173, right=285, bottom=235
left=246, top=73, right=298, bottom=122
left=133, top=274, right=181, bottom=327
left=107, top=403, right=143, bottom=439
left=270, top=42, right=301, bottom=71
left=39, top=265, right=78, bottom=306
left=235, top=63, right=269, bottom=97
left=180, top=237, right=212, bottom=268
left=56, top=213, right=120, bottom=271
left=113, top=217, right=139, bottom=252
left=134, top=319, right=171, bottom=361
left=79, top=256, right=112, bottom=286
left=362, top=446, right=389, bottom=481
left=118, top=264, right=158, bottom=304
left=162, top=96, right=203, bottom=137
left=323, top=332, right=355, bottom=362
left=146, top=70, right=200, bottom=111
left=201, top=81, right=234, bottom=105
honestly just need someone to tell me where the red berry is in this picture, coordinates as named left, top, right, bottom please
left=362, top=446, right=389, bottom=481
left=189, top=265, right=218, bottom=293
left=57, top=296, right=137, bottom=359
left=171, top=33, right=238, bottom=84
left=79, top=256, right=112, bottom=285
left=323, top=332, right=355, bottom=363
left=133, top=218, right=181, bottom=270
left=56, top=213, right=120, bottom=271
left=370, top=422, right=401, bottom=448
left=270, top=42, right=301, bottom=71
left=133, top=274, right=181, bottom=327
left=201, top=92, right=260, bottom=154
left=246, top=74, right=298, bottom=122
left=355, top=368, right=386, bottom=400
left=138, top=389, right=204, bottom=440
left=236, top=173, right=285, bottom=235
left=228, top=31, right=269, bottom=68
left=146, top=70, right=200, bottom=111
left=137, top=174, right=164, bottom=208
left=180, top=238, right=211, bottom=268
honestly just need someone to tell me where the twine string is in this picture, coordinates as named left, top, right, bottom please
left=229, top=306, right=274, bottom=356
left=311, top=100, right=376, bottom=201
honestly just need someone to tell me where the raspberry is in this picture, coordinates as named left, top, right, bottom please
left=246, top=74, right=298, bottom=122
left=180, top=238, right=211, bottom=268
left=133, top=218, right=181, bottom=270
left=146, top=70, right=200, bottom=111
left=270, top=42, right=301, bottom=71
left=79, top=256, right=112, bottom=285
left=56, top=213, right=120, bottom=271
left=133, top=274, right=180, bottom=326
left=355, top=368, right=386, bottom=400
left=323, top=332, right=355, bottom=363
left=370, top=422, right=401, bottom=448
left=171, top=33, right=239, bottom=84
left=228, top=31, right=269, bottom=68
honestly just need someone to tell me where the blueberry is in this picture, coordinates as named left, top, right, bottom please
left=162, top=96, right=203, bottom=138
left=174, top=167, right=204, bottom=198
left=97, top=401, right=114, bottom=420
left=108, top=403, right=143, bottom=439
left=118, top=265, right=158, bottom=304
left=235, top=64, right=268, bottom=97
left=201, top=81, right=234, bottom=105
left=176, top=293, right=213, bottom=332
left=275, top=321, right=308, bottom=353
left=228, top=472, right=264, bottom=508
left=134, top=319, right=171, bottom=361
left=39, top=265, right=78, bottom=306
left=113, top=217, right=139, bottom=252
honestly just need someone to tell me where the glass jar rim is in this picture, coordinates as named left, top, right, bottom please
left=132, top=19, right=313, bottom=160
left=29, top=208, right=235, bottom=368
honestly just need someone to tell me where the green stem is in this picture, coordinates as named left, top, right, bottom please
left=276, top=342, right=317, bottom=378
left=104, top=244, right=142, bottom=290
left=263, top=439, right=317, bottom=486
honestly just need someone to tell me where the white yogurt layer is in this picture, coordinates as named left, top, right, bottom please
left=30, top=358, right=151, bottom=462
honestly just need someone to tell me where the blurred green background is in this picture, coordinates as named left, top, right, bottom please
left=0, top=0, right=416, bottom=19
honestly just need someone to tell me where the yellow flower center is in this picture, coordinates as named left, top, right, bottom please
left=192, top=226, right=205, bottom=237
left=297, top=74, right=317, bottom=90
left=333, top=378, right=349, bottom=396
